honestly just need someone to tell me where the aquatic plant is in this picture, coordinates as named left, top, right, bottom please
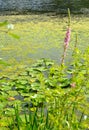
left=0, top=10, right=89, bottom=130
left=61, top=8, right=71, bottom=65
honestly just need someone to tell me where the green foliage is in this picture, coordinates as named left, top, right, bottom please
left=0, top=52, right=89, bottom=129
left=0, top=21, right=8, bottom=27
left=0, top=21, right=20, bottom=39
left=8, top=32, right=20, bottom=39
left=0, top=15, right=89, bottom=130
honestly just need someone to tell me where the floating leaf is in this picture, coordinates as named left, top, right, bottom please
left=8, top=32, right=20, bottom=39
left=0, top=60, right=9, bottom=66
left=0, top=21, right=8, bottom=27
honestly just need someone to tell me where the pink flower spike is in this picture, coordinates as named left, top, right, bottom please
left=70, top=83, right=76, bottom=88
left=64, top=28, right=71, bottom=48
left=61, top=28, right=71, bottom=64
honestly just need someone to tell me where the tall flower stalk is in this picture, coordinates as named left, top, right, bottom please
left=61, top=8, right=71, bottom=65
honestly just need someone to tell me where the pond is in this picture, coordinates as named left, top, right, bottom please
left=0, top=14, right=89, bottom=130
left=0, top=14, right=89, bottom=68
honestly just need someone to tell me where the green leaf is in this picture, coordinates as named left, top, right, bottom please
left=33, top=67, right=47, bottom=72
left=0, top=59, right=9, bottom=66
left=0, top=21, right=8, bottom=27
left=8, top=32, right=20, bottom=39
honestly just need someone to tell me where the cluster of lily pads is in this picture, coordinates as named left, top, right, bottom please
left=0, top=48, right=89, bottom=129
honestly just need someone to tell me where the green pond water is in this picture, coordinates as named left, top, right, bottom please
left=0, top=14, right=89, bottom=67
left=0, top=14, right=89, bottom=129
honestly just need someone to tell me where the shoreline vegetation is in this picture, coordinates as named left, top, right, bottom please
left=0, top=9, right=89, bottom=16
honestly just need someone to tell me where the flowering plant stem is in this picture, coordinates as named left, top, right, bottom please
left=61, top=8, right=71, bottom=65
